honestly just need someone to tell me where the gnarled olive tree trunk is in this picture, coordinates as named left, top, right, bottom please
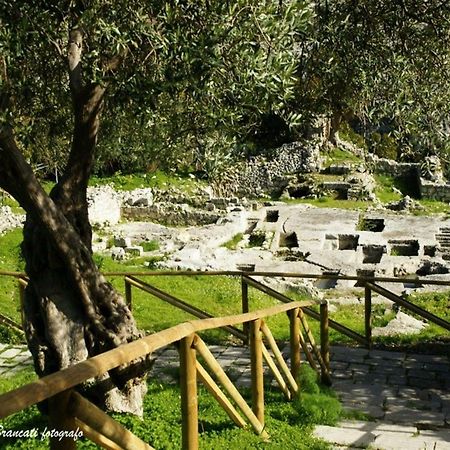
left=0, top=30, right=150, bottom=415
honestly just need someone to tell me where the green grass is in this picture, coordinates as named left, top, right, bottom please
left=289, top=197, right=369, bottom=210
left=0, top=229, right=25, bottom=324
left=89, top=170, right=206, bottom=192
left=325, top=146, right=362, bottom=165
left=0, top=372, right=336, bottom=449
left=415, top=199, right=450, bottom=215
left=221, top=233, right=244, bottom=250
left=139, top=240, right=160, bottom=252
left=100, top=255, right=294, bottom=343
left=374, top=174, right=403, bottom=204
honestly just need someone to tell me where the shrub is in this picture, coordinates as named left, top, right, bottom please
left=293, top=365, right=342, bottom=426
left=371, top=132, right=398, bottom=160
left=140, top=240, right=160, bottom=252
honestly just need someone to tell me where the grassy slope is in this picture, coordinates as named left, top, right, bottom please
left=0, top=229, right=24, bottom=323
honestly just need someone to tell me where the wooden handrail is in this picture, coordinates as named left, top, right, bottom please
left=1, top=269, right=450, bottom=286
left=0, top=300, right=310, bottom=419
left=302, top=306, right=367, bottom=346
left=125, top=276, right=246, bottom=341
left=366, top=282, right=450, bottom=331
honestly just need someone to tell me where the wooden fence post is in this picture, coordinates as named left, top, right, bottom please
left=179, top=334, right=198, bottom=450
left=364, top=285, right=372, bottom=349
left=250, top=319, right=264, bottom=426
left=125, top=278, right=132, bottom=311
left=289, top=307, right=301, bottom=383
left=18, top=278, right=27, bottom=327
left=241, top=276, right=249, bottom=342
left=320, top=303, right=330, bottom=376
left=48, top=390, right=77, bottom=450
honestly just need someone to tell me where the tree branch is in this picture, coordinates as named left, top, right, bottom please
left=68, top=28, right=83, bottom=95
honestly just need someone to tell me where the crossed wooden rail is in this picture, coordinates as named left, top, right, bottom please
left=4, top=270, right=450, bottom=349
left=1, top=270, right=449, bottom=449
left=0, top=297, right=330, bottom=449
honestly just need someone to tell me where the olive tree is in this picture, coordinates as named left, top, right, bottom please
left=0, top=0, right=313, bottom=415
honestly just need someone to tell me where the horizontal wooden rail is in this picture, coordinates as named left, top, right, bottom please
left=0, top=270, right=27, bottom=278
left=302, top=306, right=367, bottom=346
left=125, top=276, right=246, bottom=341
left=242, top=275, right=318, bottom=306
left=366, top=282, right=450, bottom=332
left=0, top=300, right=309, bottom=419
left=71, top=392, right=153, bottom=450
left=0, top=313, right=23, bottom=333
left=2, top=269, right=450, bottom=286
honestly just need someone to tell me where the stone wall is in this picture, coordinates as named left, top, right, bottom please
left=419, top=178, right=450, bottom=202
left=122, top=204, right=222, bottom=226
left=367, top=154, right=419, bottom=177
left=212, top=140, right=322, bottom=197
left=0, top=206, right=25, bottom=235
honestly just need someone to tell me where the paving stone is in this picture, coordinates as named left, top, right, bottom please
left=343, top=404, right=385, bottom=419
left=396, top=387, right=421, bottom=399
left=387, top=375, right=407, bottom=386
left=384, top=397, right=441, bottom=413
left=423, top=362, right=450, bottom=373
left=384, top=407, right=445, bottom=426
left=403, top=360, right=425, bottom=370
left=330, top=361, right=350, bottom=370
left=314, top=424, right=376, bottom=448
left=367, top=350, right=406, bottom=361
left=408, top=377, right=445, bottom=390
left=332, top=371, right=353, bottom=380
left=405, top=354, right=448, bottom=364
left=214, top=357, right=235, bottom=367
left=369, top=363, right=402, bottom=374
left=233, top=357, right=251, bottom=366
left=0, top=348, right=22, bottom=359
left=331, top=346, right=369, bottom=360
left=235, top=377, right=251, bottom=389
left=420, top=429, right=450, bottom=442
left=353, top=373, right=388, bottom=384
left=339, top=421, right=417, bottom=433
left=221, top=348, right=247, bottom=357
left=407, top=368, right=437, bottom=380
left=373, top=431, right=450, bottom=450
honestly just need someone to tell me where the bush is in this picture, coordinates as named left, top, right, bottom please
left=0, top=324, right=25, bottom=345
left=298, top=363, right=320, bottom=394
left=140, top=240, right=160, bottom=252
left=293, top=365, right=342, bottom=426
left=371, top=132, right=398, bottom=160
left=338, top=122, right=367, bottom=150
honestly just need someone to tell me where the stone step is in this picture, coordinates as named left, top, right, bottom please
left=435, top=233, right=450, bottom=239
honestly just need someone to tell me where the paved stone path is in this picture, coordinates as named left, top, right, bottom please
left=1, top=342, right=449, bottom=449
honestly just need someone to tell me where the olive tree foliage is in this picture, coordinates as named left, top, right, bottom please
left=0, top=1, right=316, bottom=178
left=308, top=0, right=450, bottom=160
left=95, top=1, right=316, bottom=177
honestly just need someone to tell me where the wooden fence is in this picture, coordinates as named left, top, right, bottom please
left=120, top=271, right=450, bottom=348
left=0, top=299, right=330, bottom=449
left=0, top=270, right=449, bottom=449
